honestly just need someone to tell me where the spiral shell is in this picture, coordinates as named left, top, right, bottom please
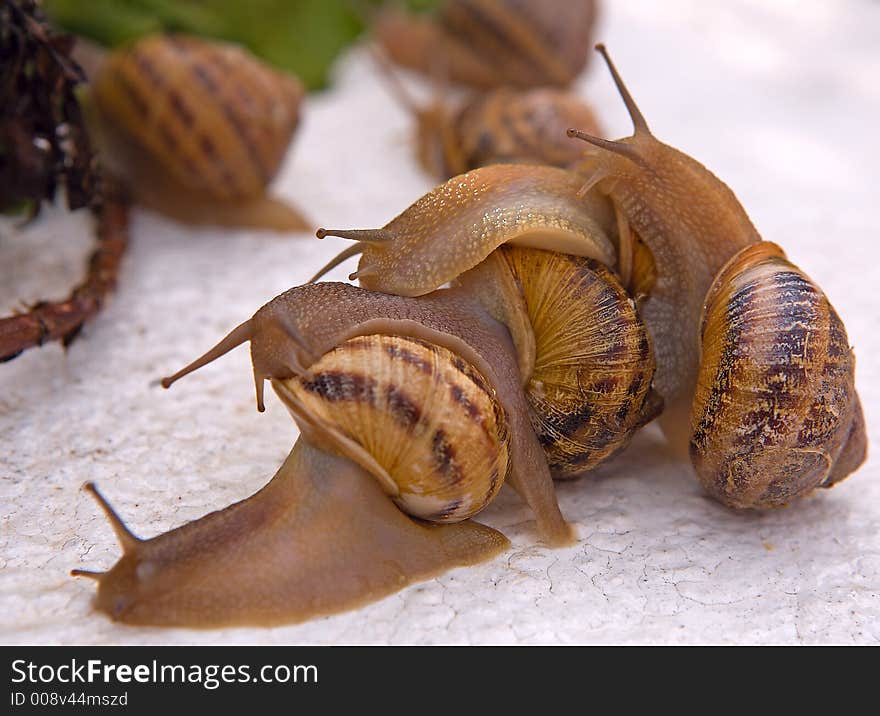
left=377, top=0, right=598, bottom=89
left=426, top=87, right=603, bottom=180
left=273, top=334, right=510, bottom=522
left=92, top=34, right=303, bottom=200
left=503, top=247, right=659, bottom=478
left=690, top=242, right=865, bottom=508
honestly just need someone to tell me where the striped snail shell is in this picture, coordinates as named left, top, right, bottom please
left=273, top=333, right=510, bottom=522
left=376, top=0, right=598, bottom=89
left=418, top=87, right=604, bottom=180
left=89, top=34, right=308, bottom=229
left=502, top=247, right=659, bottom=478
left=690, top=242, right=867, bottom=509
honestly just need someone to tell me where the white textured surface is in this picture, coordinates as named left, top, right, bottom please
left=1, top=0, right=878, bottom=645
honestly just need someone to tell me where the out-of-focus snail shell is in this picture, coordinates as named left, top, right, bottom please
left=92, top=34, right=304, bottom=200
left=502, top=246, right=660, bottom=478
left=434, top=87, right=603, bottom=179
left=377, top=0, right=598, bottom=89
left=273, top=333, right=510, bottom=522
left=690, top=242, right=866, bottom=508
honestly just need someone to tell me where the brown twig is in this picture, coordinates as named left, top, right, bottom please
left=0, top=187, right=130, bottom=362
left=0, top=1, right=130, bottom=363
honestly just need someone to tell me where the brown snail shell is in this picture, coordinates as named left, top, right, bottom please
left=376, top=0, right=598, bottom=89
left=89, top=34, right=308, bottom=229
left=420, top=87, right=604, bottom=180
left=690, top=242, right=867, bottom=509
left=273, top=333, right=510, bottom=522
left=502, top=246, right=660, bottom=478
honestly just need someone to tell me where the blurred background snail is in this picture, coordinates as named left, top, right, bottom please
left=372, top=47, right=603, bottom=180
left=375, top=0, right=599, bottom=89
left=83, top=34, right=310, bottom=231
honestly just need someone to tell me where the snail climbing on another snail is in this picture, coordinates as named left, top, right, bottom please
left=75, top=330, right=512, bottom=627
left=84, top=34, right=310, bottom=231
left=311, top=163, right=660, bottom=478
left=564, top=45, right=867, bottom=506
left=375, top=0, right=599, bottom=89
left=372, top=48, right=603, bottom=180
left=74, top=277, right=567, bottom=626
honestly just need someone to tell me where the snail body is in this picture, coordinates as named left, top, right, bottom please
left=376, top=0, right=598, bottom=89
left=88, top=34, right=309, bottom=231
left=75, top=439, right=508, bottom=627
left=691, top=242, right=866, bottom=508
left=313, top=164, right=617, bottom=298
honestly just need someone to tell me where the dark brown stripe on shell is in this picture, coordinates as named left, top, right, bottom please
left=691, top=280, right=754, bottom=450
left=534, top=399, right=594, bottom=448
left=115, top=74, right=149, bottom=116
left=132, top=49, right=163, bottom=87
left=384, top=385, right=422, bottom=428
left=384, top=342, right=434, bottom=374
left=431, top=429, right=463, bottom=484
left=299, top=371, right=376, bottom=404
left=427, top=498, right=464, bottom=522
left=449, top=383, right=482, bottom=421
left=449, top=353, right=495, bottom=401
left=186, top=57, right=271, bottom=184
left=167, top=89, right=195, bottom=128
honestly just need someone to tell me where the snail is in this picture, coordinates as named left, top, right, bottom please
left=74, top=278, right=570, bottom=626
left=375, top=0, right=599, bottom=89
left=85, top=34, right=310, bottom=231
left=311, top=163, right=659, bottom=477
left=565, top=45, right=866, bottom=503
left=691, top=242, right=867, bottom=508
left=373, top=48, right=602, bottom=179
left=73, top=439, right=507, bottom=627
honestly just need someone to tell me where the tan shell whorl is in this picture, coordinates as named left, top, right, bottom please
left=449, top=88, right=603, bottom=176
left=503, top=246, right=658, bottom=478
left=274, top=334, right=510, bottom=523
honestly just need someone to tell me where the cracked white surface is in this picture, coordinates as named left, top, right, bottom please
left=1, top=0, right=878, bottom=645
